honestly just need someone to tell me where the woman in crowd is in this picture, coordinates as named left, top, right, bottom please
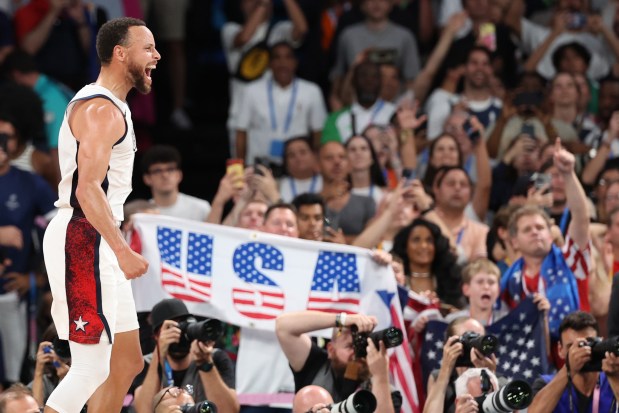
left=391, top=218, right=463, bottom=309
left=344, top=134, right=387, bottom=206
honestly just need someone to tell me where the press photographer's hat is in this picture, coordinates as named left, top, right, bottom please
left=151, top=298, right=191, bottom=333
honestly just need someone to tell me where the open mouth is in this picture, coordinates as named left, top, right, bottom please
left=480, top=294, right=492, bottom=301
left=145, top=65, right=156, bottom=81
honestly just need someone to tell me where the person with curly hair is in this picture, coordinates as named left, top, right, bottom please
left=391, top=218, right=463, bottom=310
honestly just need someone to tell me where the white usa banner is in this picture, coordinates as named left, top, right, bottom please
left=132, top=214, right=419, bottom=412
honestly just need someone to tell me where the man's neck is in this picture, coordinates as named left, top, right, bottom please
left=0, top=163, right=10, bottom=176
left=435, top=206, right=465, bottom=230
left=275, top=77, right=294, bottom=89
left=553, top=105, right=578, bottom=124
left=350, top=169, right=371, bottom=188
left=365, top=18, right=389, bottom=31
left=523, top=255, right=544, bottom=277
left=572, top=372, right=600, bottom=397
left=463, top=84, right=490, bottom=102
left=166, top=355, right=191, bottom=372
left=96, top=69, right=132, bottom=101
left=291, top=170, right=314, bottom=180
left=153, top=191, right=179, bottom=208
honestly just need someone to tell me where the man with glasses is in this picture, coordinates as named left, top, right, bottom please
left=153, top=385, right=196, bottom=413
left=141, top=145, right=211, bottom=221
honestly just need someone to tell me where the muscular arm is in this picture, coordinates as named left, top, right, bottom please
left=72, top=99, right=148, bottom=278
left=564, top=170, right=590, bottom=248
left=198, top=368, right=240, bottom=413
left=276, top=311, right=377, bottom=372
left=275, top=311, right=336, bottom=372
left=527, top=367, right=568, bottom=413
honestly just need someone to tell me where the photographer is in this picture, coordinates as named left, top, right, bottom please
left=152, top=385, right=196, bottom=413
left=292, top=385, right=334, bottom=413
left=528, top=311, right=619, bottom=413
left=275, top=310, right=399, bottom=413
left=423, top=317, right=500, bottom=413
left=133, top=299, right=238, bottom=413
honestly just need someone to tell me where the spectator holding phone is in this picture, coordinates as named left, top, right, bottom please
left=489, top=127, right=543, bottom=212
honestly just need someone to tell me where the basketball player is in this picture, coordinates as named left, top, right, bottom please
left=42, top=18, right=158, bottom=413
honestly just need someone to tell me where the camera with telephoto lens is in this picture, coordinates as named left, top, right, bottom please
left=351, top=326, right=404, bottom=358
left=474, top=379, right=532, bottom=413
left=455, top=331, right=499, bottom=367
left=180, top=400, right=218, bottom=413
left=169, top=317, right=224, bottom=356
left=328, top=389, right=376, bottom=413
left=178, top=317, right=224, bottom=343
left=578, top=336, right=619, bottom=372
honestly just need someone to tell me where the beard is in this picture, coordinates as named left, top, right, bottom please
left=127, top=60, right=151, bottom=94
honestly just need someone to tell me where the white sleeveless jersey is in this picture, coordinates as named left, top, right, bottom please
left=55, top=84, right=136, bottom=221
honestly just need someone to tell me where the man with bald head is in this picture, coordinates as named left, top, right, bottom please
left=292, top=385, right=334, bottom=413
left=0, top=383, right=41, bottom=413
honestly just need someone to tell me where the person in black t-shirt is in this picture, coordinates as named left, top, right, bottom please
left=276, top=310, right=401, bottom=413
left=133, top=298, right=239, bottom=413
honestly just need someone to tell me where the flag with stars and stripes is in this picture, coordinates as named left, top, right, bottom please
left=420, top=297, right=549, bottom=386
left=157, top=226, right=213, bottom=303
left=232, top=242, right=285, bottom=319
left=306, top=251, right=360, bottom=314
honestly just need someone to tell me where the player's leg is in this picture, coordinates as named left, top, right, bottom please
left=86, top=329, right=143, bottom=413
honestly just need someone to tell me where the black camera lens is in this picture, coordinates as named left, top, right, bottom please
left=180, top=401, right=217, bottom=413
left=183, top=319, right=224, bottom=343
left=480, top=335, right=498, bottom=355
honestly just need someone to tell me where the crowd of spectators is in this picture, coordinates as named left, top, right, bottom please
left=5, top=0, right=619, bottom=412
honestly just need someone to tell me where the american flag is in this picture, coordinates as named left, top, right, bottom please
left=376, top=290, right=419, bottom=413
left=232, top=242, right=285, bottom=320
left=157, top=226, right=213, bottom=303
left=420, top=298, right=549, bottom=387
left=306, top=251, right=360, bottom=314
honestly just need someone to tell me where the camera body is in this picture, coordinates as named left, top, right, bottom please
left=352, top=327, right=404, bottom=358
left=456, top=332, right=498, bottom=367
left=578, top=336, right=619, bottom=372
left=474, top=380, right=532, bottom=413
left=169, top=317, right=224, bottom=356
left=180, top=401, right=217, bottom=413
left=329, top=389, right=376, bottom=413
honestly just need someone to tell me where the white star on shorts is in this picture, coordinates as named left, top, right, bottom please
left=74, top=316, right=89, bottom=332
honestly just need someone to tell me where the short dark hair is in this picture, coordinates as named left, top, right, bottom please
left=466, top=45, right=492, bottom=63
left=434, top=166, right=472, bottom=188
left=264, top=202, right=297, bottom=222
left=292, top=193, right=325, bottom=216
left=269, top=41, right=295, bottom=59
left=551, top=42, right=591, bottom=71
left=141, top=144, right=182, bottom=174
left=558, top=311, right=599, bottom=343
left=96, top=17, right=146, bottom=65
left=2, top=49, right=37, bottom=75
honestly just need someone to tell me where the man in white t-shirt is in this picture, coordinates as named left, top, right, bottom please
left=322, top=60, right=396, bottom=144
left=236, top=41, right=327, bottom=167
left=221, top=0, right=307, bottom=156
left=141, top=145, right=211, bottom=221
left=426, top=46, right=502, bottom=139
